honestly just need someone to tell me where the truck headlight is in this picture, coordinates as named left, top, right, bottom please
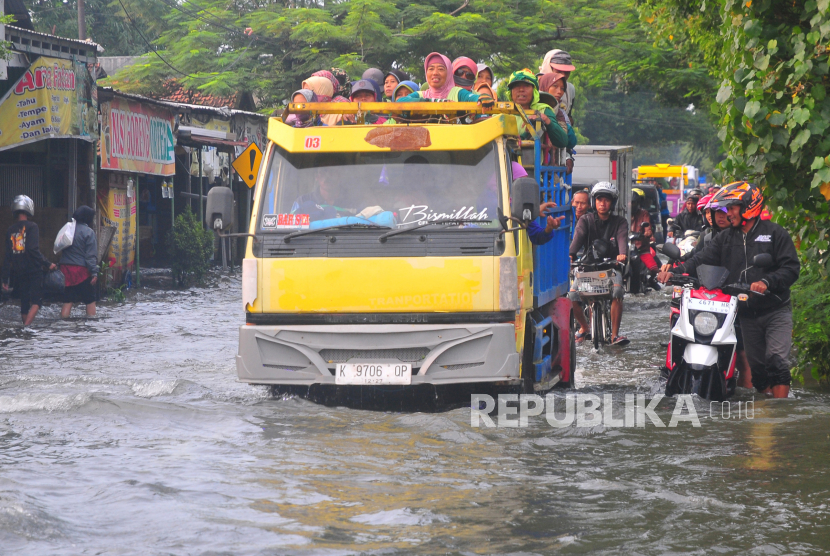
left=693, top=312, right=718, bottom=336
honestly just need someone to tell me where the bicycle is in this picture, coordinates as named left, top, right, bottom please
left=572, top=258, right=621, bottom=350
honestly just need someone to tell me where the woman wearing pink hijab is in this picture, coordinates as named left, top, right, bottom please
left=396, top=52, right=492, bottom=103
left=451, top=56, right=478, bottom=91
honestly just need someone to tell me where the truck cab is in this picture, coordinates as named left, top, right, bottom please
left=236, top=102, right=575, bottom=401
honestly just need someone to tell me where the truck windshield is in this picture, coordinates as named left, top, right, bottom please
left=258, top=143, right=501, bottom=232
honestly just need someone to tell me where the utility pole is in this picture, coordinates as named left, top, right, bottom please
left=77, top=0, right=86, bottom=40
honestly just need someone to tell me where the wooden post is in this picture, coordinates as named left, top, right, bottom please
left=77, top=0, right=86, bottom=40
left=198, top=148, right=204, bottom=228
left=134, top=176, right=140, bottom=287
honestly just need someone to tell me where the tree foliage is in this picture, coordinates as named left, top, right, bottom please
left=640, top=0, right=830, bottom=381
left=101, top=0, right=694, bottom=109
left=168, top=207, right=214, bottom=287
left=0, top=13, right=13, bottom=62
left=28, top=0, right=163, bottom=56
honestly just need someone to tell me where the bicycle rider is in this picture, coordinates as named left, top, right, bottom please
left=569, top=181, right=630, bottom=345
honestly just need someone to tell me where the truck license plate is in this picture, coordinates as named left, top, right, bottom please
left=335, top=363, right=412, bottom=385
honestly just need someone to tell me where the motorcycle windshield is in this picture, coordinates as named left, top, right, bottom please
left=696, top=265, right=730, bottom=290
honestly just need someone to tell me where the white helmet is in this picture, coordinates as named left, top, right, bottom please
left=590, top=181, right=618, bottom=209
left=12, top=195, right=34, bottom=217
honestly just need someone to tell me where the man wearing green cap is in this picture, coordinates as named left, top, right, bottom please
left=507, top=70, right=569, bottom=148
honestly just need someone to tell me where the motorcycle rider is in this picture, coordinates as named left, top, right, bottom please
left=569, top=181, right=629, bottom=345
left=571, top=189, right=590, bottom=223
left=629, top=188, right=658, bottom=280
left=670, top=187, right=706, bottom=238
left=676, top=193, right=714, bottom=261
left=657, top=181, right=800, bottom=398
left=660, top=193, right=753, bottom=389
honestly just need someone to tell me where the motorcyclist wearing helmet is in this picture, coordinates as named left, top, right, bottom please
left=670, top=187, right=706, bottom=238
left=658, top=181, right=800, bottom=398
left=660, top=192, right=753, bottom=389
left=1, top=195, right=57, bottom=326
left=569, top=181, right=630, bottom=345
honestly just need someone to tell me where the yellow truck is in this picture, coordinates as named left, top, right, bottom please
left=635, top=164, right=700, bottom=216
left=233, top=102, right=576, bottom=404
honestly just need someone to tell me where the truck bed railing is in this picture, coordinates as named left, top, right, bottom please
left=531, top=136, right=572, bottom=307
left=282, top=101, right=532, bottom=121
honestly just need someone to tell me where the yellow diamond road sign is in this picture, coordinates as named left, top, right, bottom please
left=232, top=142, right=264, bottom=189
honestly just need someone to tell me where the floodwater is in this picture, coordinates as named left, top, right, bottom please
left=2, top=273, right=829, bottom=555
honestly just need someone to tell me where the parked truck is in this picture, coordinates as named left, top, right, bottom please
left=571, top=145, right=635, bottom=223
left=233, top=102, right=576, bottom=406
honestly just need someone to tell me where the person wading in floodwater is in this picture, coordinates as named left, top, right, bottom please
left=1, top=195, right=56, bottom=326
left=59, top=205, right=99, bottom=318
left=658, top=181, right=800, bottom=398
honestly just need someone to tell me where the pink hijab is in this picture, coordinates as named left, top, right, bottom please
left=422, top=52, right=455, bottom=99
left=452, top=57, right=477, bottom=75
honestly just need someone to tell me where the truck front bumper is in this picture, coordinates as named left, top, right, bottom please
left=237, top=323, right=520, bottom=386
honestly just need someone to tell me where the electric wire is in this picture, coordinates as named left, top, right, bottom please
left=115, top=0, right=257, bottom=81
left=581, top=109, right=710, bottom=129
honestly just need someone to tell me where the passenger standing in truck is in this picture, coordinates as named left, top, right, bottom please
left=506, top=70, right=569, bottom=149
left=396, top=53, right=493, bottom=104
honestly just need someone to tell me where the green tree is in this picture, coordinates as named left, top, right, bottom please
left=168, top=207, right=215, bottom=287
left=0, top=13, right=13, bottom=62
left=639, top=0, right=830, bottom=381
left=104, top=0, right=687, bottom=110
left=28, top=0, right=164, bottom=56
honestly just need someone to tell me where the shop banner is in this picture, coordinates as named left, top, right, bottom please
left=100, top=97, right=175, bottom=176
left=0, top=56, right=98, bottom=151
left=98, top=184, right=136, bottom=273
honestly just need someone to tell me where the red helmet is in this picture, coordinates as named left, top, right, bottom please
left=709, top=181, right=764, bottom=222
left=697, top=193, right=713, bottom=211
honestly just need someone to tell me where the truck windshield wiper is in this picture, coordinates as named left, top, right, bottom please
left=378, top=218, right=493, bottom=242
left=283, top=222, right=391, bottom=242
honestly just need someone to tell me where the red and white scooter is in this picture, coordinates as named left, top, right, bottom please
left=658, top=243, right=771, bottom=401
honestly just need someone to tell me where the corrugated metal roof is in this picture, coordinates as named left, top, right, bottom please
left=97, top=87, right=266, bottom=120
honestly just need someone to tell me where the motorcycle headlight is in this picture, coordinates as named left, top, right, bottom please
left=693, top=312, right=719, bottom=336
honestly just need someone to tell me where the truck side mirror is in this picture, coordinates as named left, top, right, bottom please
left=752, top=253, right=773, bottom=268
left=510, top=178, right=540, bottom=222
left=206, top=186, right=234, bottom=230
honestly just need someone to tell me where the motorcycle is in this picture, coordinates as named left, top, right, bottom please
left=659, top=242, right=772, bottom=401
left=626, top=221, right=659, bottom=294
left=572, top=240, right=623, bottom=350
left=666, top=220, right=701, bottom=259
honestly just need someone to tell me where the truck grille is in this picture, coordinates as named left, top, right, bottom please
left=319, top=347, right=430, bottom=364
